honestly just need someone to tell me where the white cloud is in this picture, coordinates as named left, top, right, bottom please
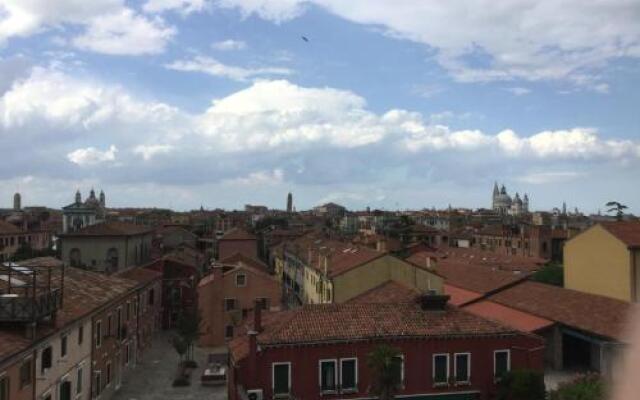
left=216, top=0, right=640, bottom=88
left=143, top=0, right=208, bottom=14
left=0, top=1, right=176, bottom=55
left=72, top=9, right=176, bottom=55
left=224, top=169, right=285, bottom=185
left=165, top=56, right=292, bottom=81
left=67, top=145, right=117, bottom=165
left=505, top=87, right=531, bottom=96
left=212, top=39, right=247, bottom=51
left=133, top=144, right=174, bottom=160
left=518, top=171, right=584, bottom=184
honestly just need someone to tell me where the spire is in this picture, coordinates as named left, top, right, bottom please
left=99, top=190, right=105, bottom=207
left=493, top=182, right=499, bottom=197
left=75, top=189, right=82, bottom=204
left=500, top=184, right=507, bottom=195
left=89, top=187, right=96, bottom=199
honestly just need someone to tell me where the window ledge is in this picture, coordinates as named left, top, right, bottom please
left=432, top=382, right=449, bottom=388
left=341, top=388, right=358, bottom=394
left=455, top=381, right=471, bottom=386
left=320, top=390, right=338, bottom=396
left=273, top=394, right=291, bottom=399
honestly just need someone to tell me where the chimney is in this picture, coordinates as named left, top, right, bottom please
left=376, top=238, right=387, bottom=253
left=419, top=292, right=450, bottom=311
left=254, top=299, right=263, bottom=333
left=247, top=330, right=258, bottom=385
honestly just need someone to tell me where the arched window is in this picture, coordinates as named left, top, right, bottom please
left=69, top=248, right=81, bottom=267
left=106, top=248, right=119, bottom=271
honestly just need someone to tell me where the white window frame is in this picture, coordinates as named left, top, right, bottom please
left=432, top=353, right=450, bottom=386
left=235, top=273, right=247, bottom=287
left=339, top=357, right=358, bottom=392
left=318, top=359, right=338, bottom=393
left=454, top=353, right=471, bottom=384
left=76, top=363, right=84, bottom=395
left=272, top=362, right=292, bottom=396
left=493, top=349, right=511, bottom=380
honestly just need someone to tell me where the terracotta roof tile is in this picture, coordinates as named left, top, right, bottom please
left=488, top=281, right=635, bottom=341
left=464, top=300, right=555, bottom=333
left=220, top=228, right=256, bottom=241
left=444, top=284, right=483, bottom=306
left=60, top=221, right=152, bottom=237
left=0, top=220, right=21, bottom=234
left=600, top=221, right=640, bottom=248
left=348, top=281, right=420, bottom=304
left=219, top=253, right=269, bottom=274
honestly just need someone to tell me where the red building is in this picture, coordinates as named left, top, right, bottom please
left=229, top=291, right=544, bottom=400
left=217, top=228, right=258, bottom=260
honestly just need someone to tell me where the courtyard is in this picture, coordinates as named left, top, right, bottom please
left=112, top=333, right=227, bottom=400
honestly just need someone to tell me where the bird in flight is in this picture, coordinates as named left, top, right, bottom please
left=301, top=36, right=309, bottom=42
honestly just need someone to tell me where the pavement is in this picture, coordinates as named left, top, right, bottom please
left=112, top=333, right=228, bottom=400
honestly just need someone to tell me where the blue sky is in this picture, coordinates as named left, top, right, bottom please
left=0, top=0, right=639, bottom=213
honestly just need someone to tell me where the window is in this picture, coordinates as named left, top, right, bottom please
left=77, top=367, right=83, bottom=394
left=256, top=297, right=269, bottom=310
left=340, top=358, right=357, bottom=392
left=61, top=334, right=68, bottom=358
left=59, top=380, right=71, bottom=400
left=78, top=325, right=84, bottom=345
left=19, top=358, right=32, bottom=388
left=125, top=344, right=130, bottom=366
left=126, top=302, right=131, bottom=320
left=225, top=325, right=234, bottom=339
left=106, top=362, right=112, bottom=386
left=272, top=363, right=291, bottom=396
left=95, top=320, right=102, bottom=348
left=41, top=347, right=52, bottom=373
left=392, top=355, right=404, bottom=386
left=69, top=248, right=81, bottom=267
left=494, top=350, right=510, bottom=379
left=0, top=375, right=9, bottom=400
left=235, top=273, right=247, bottom=287
left=224, top=298, right=237, bottom=312
left=433, top=354, right=449, bottom=385
left=148, top=289, right=155, bottom=306
left=117, top=308, right=122, bottom=340
left=454, top=353, right=470, bottom=383
left=95, top=372, right=101, bottom=397
left=133, top=299, right=138, bottom=317
left=319, top=360, right=337, bottom=392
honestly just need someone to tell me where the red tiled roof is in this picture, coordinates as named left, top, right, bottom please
left=488, top=281, right=635, bottom=341
left=220, top=228, right=256, bottom=241
left=348, top=281, right=420, bottom=304
left=61, top=221, right=152, bottom=236
left=219, top=252, right=269, bottom=274
left=464, top=300, right=555, bottom=333
left=444, top=284, right=483, bottom=306
left=409, top=247, right=544, bottom=273
left=116, top=266, right=162, bottom=285
left=407, top=251, right=528, bottom=295
left=600, top=221, right=640, bottom=248
left=230, top=302, right=523, bottom=362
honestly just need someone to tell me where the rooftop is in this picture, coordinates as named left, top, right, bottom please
left=61, top=221, right=152, bottom=237
left=0, top=220, right=20, bottom=234
left=487, top=281, right=635, bottom=342
left=219, top=228, right=257, bottom=241
left=230, top=301, right=524, bottom=362
left=600, top=221, right=640, bottom=248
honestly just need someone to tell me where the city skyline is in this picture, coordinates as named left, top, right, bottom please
left=0, top=1, right=638, bottom=212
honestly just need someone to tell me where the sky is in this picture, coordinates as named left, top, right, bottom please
left=0, top=0, right=639, bottom=213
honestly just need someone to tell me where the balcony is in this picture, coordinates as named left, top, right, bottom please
left=0, top=260, right=64, bottom=323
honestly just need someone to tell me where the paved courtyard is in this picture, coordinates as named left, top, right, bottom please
left=113, top=333, right=227, bottom=400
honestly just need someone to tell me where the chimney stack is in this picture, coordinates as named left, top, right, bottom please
left=419, top=292, right=450, bottom=311
left=247, top=330, right=258, bottom=385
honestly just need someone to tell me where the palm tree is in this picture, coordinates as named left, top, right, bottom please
left=367, top=344, right=402, bottom=400
left=606, top=201, right=628, bottom=221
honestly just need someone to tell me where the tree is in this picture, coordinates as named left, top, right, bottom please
left=549, top=373, right=605, bottom=400
left=532, top=263, right=564, bottom=287
left=606, top=201, right=628, bottom=221
left=367, top=344, right=402, bottom=400
left=171, top=334, right=188, bottom=362
left=496, top=370, right=546, bottom=400
left=176, top=309, right=202, bottom=366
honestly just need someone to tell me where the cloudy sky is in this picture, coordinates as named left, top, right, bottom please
left=0, top=0, right=639, bottom=213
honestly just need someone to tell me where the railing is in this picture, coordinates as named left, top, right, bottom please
left=0, top=288, right=62, bottom=322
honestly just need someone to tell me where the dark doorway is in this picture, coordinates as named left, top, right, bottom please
left=563, top=333, right=592, bottom=370
left=59, top=380, right=72, bottom=400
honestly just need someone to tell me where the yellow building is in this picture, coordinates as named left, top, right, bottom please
left=564, top=221, right=640, bottom=302
left=281, top=236, right=444, bottom=305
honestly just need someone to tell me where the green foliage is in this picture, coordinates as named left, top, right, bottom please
left=175, top=309, right=202, bottom=363
left=532, top=263, right=564, bottom=287
left=367, top=344, right=402, bottom=400
left=495, top=369, right=546, bottom=400
left=171, top=335, right=188, bottom=358
left=549, top=373, right=605, bottom=400
left=606, top=201, right=628, bottom=221
left=10, top=243, right=57, bottom=262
